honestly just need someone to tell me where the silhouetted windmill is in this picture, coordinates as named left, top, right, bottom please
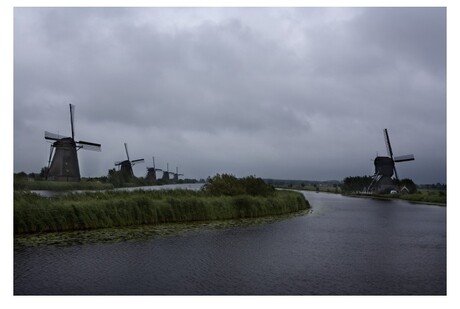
left=367, top=128, right=415, bottom=193
left=114, top=143, right=144, bottom=181
left=161, top=163, right=174, bottom=181
left=146, top=156, right=162, bottom=182
left=171, top=166, right=184, bottom=182
left=44, top=104, right=101, bottom=182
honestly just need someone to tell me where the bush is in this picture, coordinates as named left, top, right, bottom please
left=201, top=174, right=274, bottom=197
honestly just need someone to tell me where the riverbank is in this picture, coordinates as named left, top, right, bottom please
left=342, top=192, right=446, bottom=206
left=14, top=189, right=310, bottom=234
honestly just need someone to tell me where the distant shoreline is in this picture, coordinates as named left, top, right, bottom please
left=275, top=185, right=446, bottom=207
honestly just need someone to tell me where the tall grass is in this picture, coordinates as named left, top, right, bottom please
left=14, top=190, right=310, bottom=234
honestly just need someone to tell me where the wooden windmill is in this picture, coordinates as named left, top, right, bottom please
left=171, top=166, right=184, bottom=182
left=367, top=129, right=415, bottom=193
left=146, top=156, right=162, bottom=182
left=44, top=104, right=101, bottom=182
left=114, top=143, right=144, bottom=181
left=161, top=163, right=174, bottom=181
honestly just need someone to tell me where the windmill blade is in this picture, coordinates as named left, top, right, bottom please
left=69, top=104, right=75, bottom=140
left=45, top=131, right=69, bottom=141
left=155, top=168, right=162, bottom=172
left=383, top=128, right=394, bottom=159
left=131, top=158, right=145, bottom=165
left=124, top=143, right=130, bottom=161
left=394, top=154, right=415, bottom=162
left=45, top=144, right=55, bottom=180
left=114, top=161, right=123, bottom=166
left=393, top=166, right=399, bottom=182
left=77, top=140, right=101, bottom=152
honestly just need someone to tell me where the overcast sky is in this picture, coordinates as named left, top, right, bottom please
left=13, top=7, right=446, bottom=184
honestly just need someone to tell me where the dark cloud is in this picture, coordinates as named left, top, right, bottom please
left=14, top=7, right=446, bottom=183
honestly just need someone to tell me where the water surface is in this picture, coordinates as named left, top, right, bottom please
left=14, top=191, right=446, bottom=295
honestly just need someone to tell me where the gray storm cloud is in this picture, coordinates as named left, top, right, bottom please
left=14, top=7, right=446, bottom=184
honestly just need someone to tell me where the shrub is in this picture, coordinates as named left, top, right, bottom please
left=202, top=174, right=274, bottom=197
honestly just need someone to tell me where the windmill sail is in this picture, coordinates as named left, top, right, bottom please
left=384, top=128, right=394, bottom=159
left=45, top=131, right=70, bottom=141
left=394, top=154, right=415, bottom=162
left=77, top=140, right=101, bottom=151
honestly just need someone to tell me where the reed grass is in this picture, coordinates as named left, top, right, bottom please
left=14, top=190, right=310, bottom=234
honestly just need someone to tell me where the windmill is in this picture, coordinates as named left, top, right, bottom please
left=367, top=128, right=415, bottom=193
left=171, top=166, right=184, bottom=182
left=146, top=156, right=162, bottom=182
left=161, top=163, right=174, bottom=181
left=114, top=143, right=144, bottom=181
left=44, top=104, right=101, bottom=182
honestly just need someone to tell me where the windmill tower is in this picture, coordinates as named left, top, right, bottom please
left=171, top=166, right=184, bottom=183
left=44, top=104, right=101, bottom=182
left=146, top=156, right=162, bottom=182
left=114, top=143, right=144, bottom=181
left=367, top=128, right=415, bottom=193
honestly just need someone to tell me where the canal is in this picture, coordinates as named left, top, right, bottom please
left=14, top=191, right=446, bottom=295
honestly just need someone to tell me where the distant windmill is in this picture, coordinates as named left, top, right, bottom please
left=115, top=143, right=144, bottom=181
left=161, top=163, right=174, bottom=181
left=44, top=104, right=101, bottom=182
left=171, top=166, right=184, bottom=182
left=146, top=156, right=162, bottom=182
left=367, top=128, right=415, bottom=193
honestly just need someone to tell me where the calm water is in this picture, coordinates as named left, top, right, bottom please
left=14, top=192, right=446, bottom=295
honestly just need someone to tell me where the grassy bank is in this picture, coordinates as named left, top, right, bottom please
left=14, top=189, right=310, bottom=234
left=344, top=191, right=446, bottom=206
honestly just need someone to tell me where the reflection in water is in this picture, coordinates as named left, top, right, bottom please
left=14, top=191, right=446, bottom=295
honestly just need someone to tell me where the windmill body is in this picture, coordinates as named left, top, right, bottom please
left=119, top=160, right=135, bottom=180
left=45, top=104, right=101, bottom=182
left=367, top=129, right=415, bottom=193
left=47, top=138, right=80, bottom=181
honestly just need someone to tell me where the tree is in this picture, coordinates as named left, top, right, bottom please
left=107, top=168, right=123, bottom=187
left=39, top=166, right=49, bottom=179
left=399, top=178, right=417, bottom=193
left=341, top=176, right=373, bottom=193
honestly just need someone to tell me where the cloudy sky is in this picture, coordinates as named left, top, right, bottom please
left=13, top=7, right=446, bottom=184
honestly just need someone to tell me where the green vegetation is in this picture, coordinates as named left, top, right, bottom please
left=341, top=176, right=373, bottom=193
left=202, top=174, right=275, bottom=196
left=395, top=190, right=446, bottom=205
left=14, top=175, right=310, bottom=234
